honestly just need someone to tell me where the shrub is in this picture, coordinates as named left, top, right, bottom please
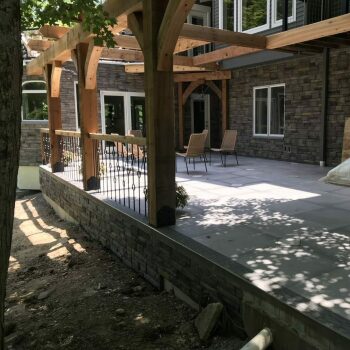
left=176, top=183, right=189, bottom=209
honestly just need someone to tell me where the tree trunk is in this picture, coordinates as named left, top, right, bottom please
left=0, top=1, right=22, bottom=348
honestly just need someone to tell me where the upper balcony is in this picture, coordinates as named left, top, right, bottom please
left=219, top=0, right=350, bottom=35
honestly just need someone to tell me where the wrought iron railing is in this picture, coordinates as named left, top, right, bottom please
left=55, top=130, right=82, bottom=183
left=40, top=128, right=51, bottom=166
left=89, top=133, right=148, bottom=217
left=305, top=0, right=349, bottom=24
left=40, top=130, right=148, bottom=216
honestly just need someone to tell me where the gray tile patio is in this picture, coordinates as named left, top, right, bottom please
left=174, top=155, right=350, bottom=321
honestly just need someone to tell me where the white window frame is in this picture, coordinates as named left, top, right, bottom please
left=73, top=81, right=80, bottom=130
left=219, top=0, right=236, bottom=31
left=100, top=91, right=145, bottom=135
left=238, top=0, right=270, bottom=34
left=187, top=4, right=211, bottom=27
left=271, top=0, right=297, bottom=28
left=253, top=83, right=285, bottom=138
left=21, top=80, right=48, bottom=122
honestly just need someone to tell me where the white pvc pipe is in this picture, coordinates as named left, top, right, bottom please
left=240, top=328, right=273, bottom=350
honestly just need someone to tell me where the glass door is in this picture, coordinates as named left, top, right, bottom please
left=191, top=94, right=210, bottom=147
left=103, top=95, right=125, bottom=136
left=130, top=96, right=146, bottom=136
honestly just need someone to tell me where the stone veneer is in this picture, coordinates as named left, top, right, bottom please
left=20, top=62, right=145, bottom=168
left=40, top=166, right=350, bottom=350
left=229, top=47, right=350, bottom=166
left=21, top=47, right=350, bottom=169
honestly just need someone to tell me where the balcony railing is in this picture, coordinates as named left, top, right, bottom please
left=90, top=133, right=148, bottom=216
left=40, top=128, right=50, bottom=166
left=305, top=0, right=349, bottom=24
left=40, top=130, right=148, bottom=217
left=56, top=130, right=82, bottom=183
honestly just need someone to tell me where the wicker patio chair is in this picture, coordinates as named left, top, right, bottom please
left=176, top=133, right=208, bottom=174
left=184, top=129, right=208, bottom=150
left=128, top=129, right=143, bottom=138
left=111, top=133, right=130, bottom=159
left=211, top=130, right=238, bottom=167
left=128, top=134, right=147, bottom=169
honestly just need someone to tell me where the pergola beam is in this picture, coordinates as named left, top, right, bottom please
left=85, top=42, right=103, bottom=90
left=192, top=45, right=262, bottom=66
left=27, top=39, right=52, bottom=52
left=125, top=63, right=210, bottom=73
left=174, top=70, right=232, bottom=83
left=181, top=23, right=266, bottom=49
left=26, top=0, right=142, bottom=75
left=157, top=0, right=196, bottom=70
left=50, top=61, right=62, bottom=98
left=39, top=25, right=69, bottom=39
left=266, top=13, right=350, bottom=49
left=101, top=47, right=144, bottom=61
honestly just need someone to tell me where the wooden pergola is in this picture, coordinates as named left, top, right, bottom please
left=27, top=0, right=350, bottom=227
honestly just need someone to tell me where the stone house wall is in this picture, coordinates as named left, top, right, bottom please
left=229, top=47, right=350, bottom=166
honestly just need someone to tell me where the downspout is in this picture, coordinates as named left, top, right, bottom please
left=320, top=48, right=329, bottom=167
left=282, top=0, right=288, bottom=31
left=240, top=328, right=273, bottom=350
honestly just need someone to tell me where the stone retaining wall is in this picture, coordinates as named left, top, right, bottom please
left=40, top=167, right=350, bottom=350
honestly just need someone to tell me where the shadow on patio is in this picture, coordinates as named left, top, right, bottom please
left=174, top=155, right=350, bottom=321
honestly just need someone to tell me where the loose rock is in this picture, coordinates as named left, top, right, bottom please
left=194, top=303, right=223, bottom=341
left=116, top=308, right=126, bottom=316
left=38, top=287, right=56, bottom=301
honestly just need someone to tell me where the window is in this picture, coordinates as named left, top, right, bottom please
left=100, top=91, right=146, bottom=137
left=74, top=81, right=80, bottom=130
left=220, top=0, right=296, bottom=33
left=187, top=4, right=211, bottom=55
left=22, top=81, right=48, bottom=121
left=272, top=0, right=296, bottom=27
left=219, top=0, right=234, bottom=29
left=238, top=0, right=270, bottom=33
left=254, top=84, right=285, bottom=137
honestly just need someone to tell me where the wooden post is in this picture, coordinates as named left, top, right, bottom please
left=221, top=79, right=228, bottom=137
left=178, top=82, right=184, bottom=149
left=143, top=0, right=176, bottom=227
left=45, top=63, right=63, bottom=172
left=76, top=43, right=100, bottom=190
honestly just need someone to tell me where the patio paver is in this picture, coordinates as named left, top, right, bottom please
left=174, top=155, right=350, bottom=324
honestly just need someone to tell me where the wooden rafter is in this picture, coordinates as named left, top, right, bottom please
left=174, top=70, right=231, bottom=83
left=114, top=34, right=209, bottom=54
left=157, top=0, right=196, bottom=70
left=266, top=13, right=350, bottom=49
left=39, top=25, right=69, bottom=39
left=192, top=45, right=261, bottom=66
left=27, top=39, right=52, bottom=52
left=50, top=61, right=62, bottom=98
left=114, top=34, right=141, bottom=50
left=175, top=37, right=208, bottom=53
left=206, top=81, right=221, bottom=99
left=125, top=63, right=210, bottom=73
left=183, top=79, right=205, bottom=104
left=101, top=47, right=144, bottom=61
left=181, top=23, right=266, bottom=49
left=85, top=42, right=103, bottom=90
left=127, top=12, right=144, bottom=50
left=27, top=0, right=143, bottom=75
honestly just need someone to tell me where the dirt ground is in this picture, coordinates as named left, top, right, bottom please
left=4, top=193, right=245, bottom=350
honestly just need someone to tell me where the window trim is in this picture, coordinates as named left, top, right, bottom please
left=187, top=4, right=211, bottom=27
left=21, top=80, right=48, bottom=122
left=73, top=81, right=80, bottom=130
left=253, top=83, right=285, bottom=138
left=271, top=0, right=297, bottom=28
left=100, top=90, right=145, bottom=135
left=238, top=0, right=270, bottom=34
